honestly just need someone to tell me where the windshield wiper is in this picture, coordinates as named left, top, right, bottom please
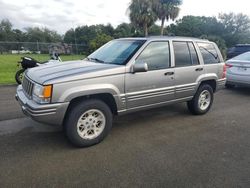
left=86, top=57, right=105, bottom=63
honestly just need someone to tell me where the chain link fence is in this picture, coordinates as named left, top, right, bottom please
left=0, top=41, right=87, bottom=55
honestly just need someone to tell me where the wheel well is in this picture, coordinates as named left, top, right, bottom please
left=66, top=93, right=118, bottom=115
left=200, top=80, right=216, bottom=92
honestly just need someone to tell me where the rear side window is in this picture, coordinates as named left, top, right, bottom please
left=173, top=41, right=199, bottom=67
left=197, top=42, right=220, bottom=64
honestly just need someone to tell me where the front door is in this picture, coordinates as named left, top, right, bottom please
left=125, top=41, right=175, bottom=110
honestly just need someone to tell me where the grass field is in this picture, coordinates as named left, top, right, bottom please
left=0, top=54, right=83, bottom=84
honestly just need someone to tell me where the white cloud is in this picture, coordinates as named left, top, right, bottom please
left=0, top=0, right=249, bottom=34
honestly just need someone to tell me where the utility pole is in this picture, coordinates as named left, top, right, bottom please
left=72, top=22, right=78, bottom=55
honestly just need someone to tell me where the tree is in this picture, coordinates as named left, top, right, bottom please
left=0, top=19, right=14, bottom=41
left=168, top=16, right=224, bottom=37
left=154, top=0, right=182, bottom=35
left=128, top=0, right=157, bottom=36
left=219, top=13, right=250, bottom=47
left=89, top=33, right=113, bottom=52
left=114, top=23, right=136, bottom=38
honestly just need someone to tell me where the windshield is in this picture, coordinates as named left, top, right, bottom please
left=87, top=40, right=146, bottom=65
left=232, top=52, right=250, bottom=61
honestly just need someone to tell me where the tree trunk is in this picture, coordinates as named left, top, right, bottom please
left=144, top=23, right=148, bottom=37
left=160, top=18, right=165, bottom=35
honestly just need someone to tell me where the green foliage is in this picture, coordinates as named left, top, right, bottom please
left=24, top=27, right=62, bottom=43
left=114, top=23, right=136, bottom=38
left=63, top=24, right=114, bottom=54
left=128, top=0, right=158, bottom=36
left=218, top=13, right=250, bottom=47
left=153, top=0, right=182, bottom=35
left=168, top=13, right=250, bottom=50
left=89, top=34, right=113, bottom=53
left=0, top=54, right=83, bottom=84
left=168, top=16, right=224, bottom=37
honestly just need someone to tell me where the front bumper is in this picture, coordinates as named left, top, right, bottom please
left=16, top=85, right=69, bottom=126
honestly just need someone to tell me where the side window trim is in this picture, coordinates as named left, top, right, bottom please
left=187, top=42, right=200, bottom=65
left=134, top=40, right=171, bottom=71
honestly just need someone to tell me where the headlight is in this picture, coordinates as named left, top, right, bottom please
left=32, top=84, right=52, bottom=104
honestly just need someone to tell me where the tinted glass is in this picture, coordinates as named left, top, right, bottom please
left=136, top=41, right=170, bottom=70
left=188, top=42, right=199, bottom=65
left=173, top=42, right=192, bottom=67
left=197, top=42, right=220, bottom=64
left=88, top=40, right=145, bottom=65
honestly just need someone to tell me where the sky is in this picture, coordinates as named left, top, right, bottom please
left=0, top=0, right=249, bottom=34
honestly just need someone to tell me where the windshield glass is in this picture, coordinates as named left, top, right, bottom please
left=87, top=40, right=146, bottom=65
left=232, top=52, right=250, bottom=61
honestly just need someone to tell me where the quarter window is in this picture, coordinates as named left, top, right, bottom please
left=197, top=42, right=220, bottom=64
left=136, top=41, right=170, bottom=71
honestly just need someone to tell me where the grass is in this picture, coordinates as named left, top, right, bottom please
left=0, top=54, right=84, bottom=84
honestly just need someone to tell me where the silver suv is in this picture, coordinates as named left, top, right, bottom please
left=16, top=37, right=226, bottom=147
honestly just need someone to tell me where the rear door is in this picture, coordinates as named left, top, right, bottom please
left=173, top=41, right=204, bottom=99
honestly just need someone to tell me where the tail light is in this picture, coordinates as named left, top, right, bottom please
left=226, top=64, right=233, bottom=68
left=222, top=64, right=227, bottom=78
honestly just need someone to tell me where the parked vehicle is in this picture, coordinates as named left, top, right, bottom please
left=15, top=53, right=62, bottom=84
left=226, top=51, right=250, bottom=88
left=16, top=37, right=226, bottom=147
left=227, top=44, right=250, bottom=60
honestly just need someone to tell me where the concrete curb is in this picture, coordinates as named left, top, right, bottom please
left=0, top=84, right=18, bottom=88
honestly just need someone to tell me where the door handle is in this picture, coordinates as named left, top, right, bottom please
left=164, top=72, right=174, bottom=76
left=195, top=68, right=203, bottom=71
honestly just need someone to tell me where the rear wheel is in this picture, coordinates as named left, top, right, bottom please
left=187, top=84, right=214, bottom=115
left=64, top=99, right=113, bottom=147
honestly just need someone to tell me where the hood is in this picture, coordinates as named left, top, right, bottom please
left=26, top=60, right=125, bottom=84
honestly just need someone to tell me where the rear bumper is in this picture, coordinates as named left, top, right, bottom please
left=16, top=85, right=69, bottom=126
left=216, top=78, right=226, bottom=91
left=226, top=73, right=250, bottom=86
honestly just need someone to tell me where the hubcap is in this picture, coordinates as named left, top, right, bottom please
left=77, top=109, right=106, bottom=140
left=198, top=90, right=211, bottom=111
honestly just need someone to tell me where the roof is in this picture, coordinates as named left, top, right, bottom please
left=117, top=36, right=209, bottom=42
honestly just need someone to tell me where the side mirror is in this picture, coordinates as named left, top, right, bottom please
left=132, top=62, right=148, bottom=73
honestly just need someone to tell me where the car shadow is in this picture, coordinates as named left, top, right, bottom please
left=225, top=86, right=250, bottom=96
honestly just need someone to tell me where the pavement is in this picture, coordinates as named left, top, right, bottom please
left=0, top=85, right=250, bottom=187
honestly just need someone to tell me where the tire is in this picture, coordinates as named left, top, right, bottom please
left=64, top=99, right=113, bottom=147
left=15, top=69, right=25, bottom=84
left=187, top=84, right=214, bottom=115
left=225, top=83, right=235, bottom=89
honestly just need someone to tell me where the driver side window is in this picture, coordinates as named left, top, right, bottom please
left=135, top=41, right=170, bottom=71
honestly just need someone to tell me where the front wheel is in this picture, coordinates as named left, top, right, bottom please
left=187, top=84, right=214, bottom=115
left=64, top=99, right=113, bottom=147
left=15, top=69, right=25, bottom=84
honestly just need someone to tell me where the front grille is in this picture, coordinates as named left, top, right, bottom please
left=22, top=76, right=34, bottom=98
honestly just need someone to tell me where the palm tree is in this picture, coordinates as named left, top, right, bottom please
left=154, top=0, right=182, bottom=35
left=128, top=0, right=157, bottom=36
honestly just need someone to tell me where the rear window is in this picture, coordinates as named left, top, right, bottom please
left=197, top=42, right=220, bottom=64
